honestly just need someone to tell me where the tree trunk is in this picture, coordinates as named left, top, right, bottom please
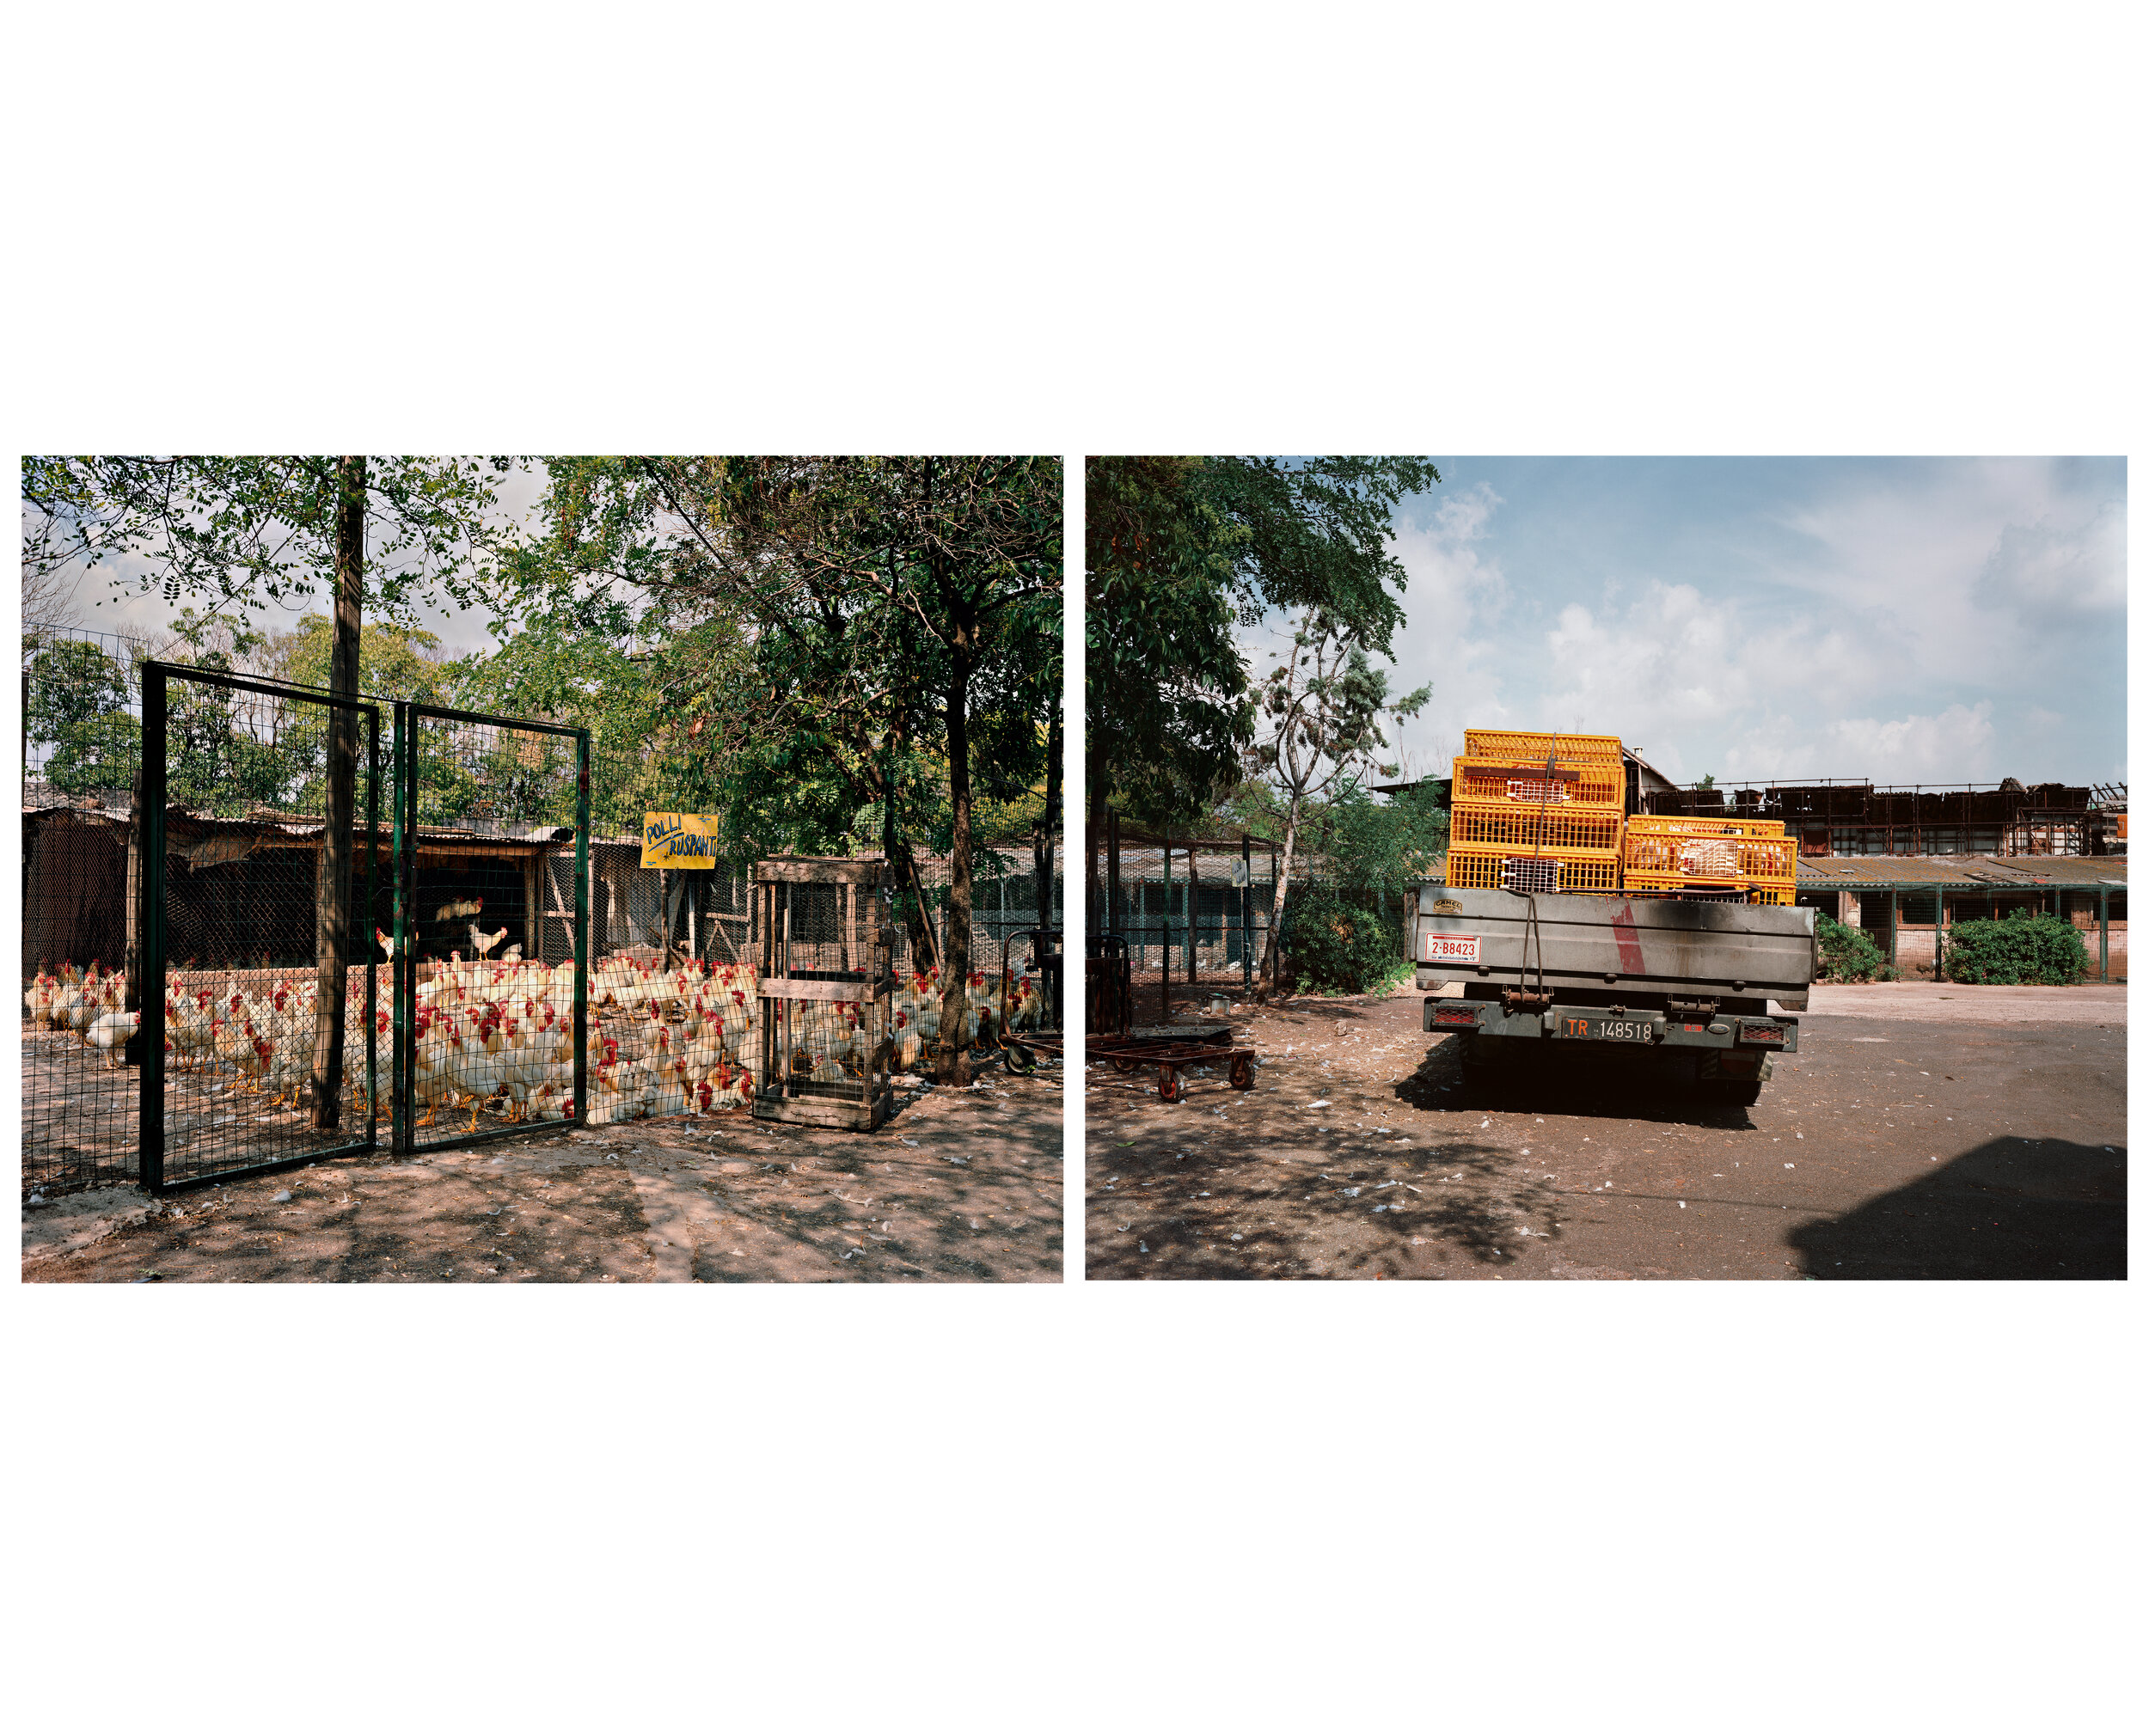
left=310, top=456, right=363, bottom=1129
left=1087, top=739, right=1105, bottom=938
left=1256, top=798, right=1301, bottom=1002
left=936, top=651, right=975, bottom=1086
left=882, top=810, right=938, bottom=973
left=1033, top=698, right=1061, bottom=934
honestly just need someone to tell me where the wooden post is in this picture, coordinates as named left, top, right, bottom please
left=523, top=853, right=538, bottom=960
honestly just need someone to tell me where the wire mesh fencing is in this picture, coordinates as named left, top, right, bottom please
left=140, top=663, right=383, bottom=1192
left=397, top=704, right=588, bottom=1154
left=21, top=624, right=151, bottom=1196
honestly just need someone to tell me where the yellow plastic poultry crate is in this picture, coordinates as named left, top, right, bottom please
left=1449, top=799, right=1623, bottom=854
left=1444, top=845, right=1622, bottom=896
left=1623, top=879, right=1798, bottom=908
left=1622, top=822, right=1797, bottom=888
left=1462, top=729, right=1625, bottom=765
left=1452, top=754, right=1626, bottom=810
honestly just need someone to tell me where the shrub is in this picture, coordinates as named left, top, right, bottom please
left=1815, top=913, right=1892, bottom=982
left=1282, top=890, right=1404, bottom=994
left=1943, top=909, right=2091, bottom=985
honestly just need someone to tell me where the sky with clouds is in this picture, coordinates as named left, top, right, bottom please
left=1323, top=456, right=2127, bottom=791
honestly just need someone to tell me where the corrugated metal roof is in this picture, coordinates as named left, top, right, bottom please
left=1796, top=854, right=2127, bottom=888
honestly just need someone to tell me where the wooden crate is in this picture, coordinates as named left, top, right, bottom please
left=750, top=858, right=897, bottom=1134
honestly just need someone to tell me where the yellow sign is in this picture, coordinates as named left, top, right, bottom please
left=640, top=812, right=722, bottom=867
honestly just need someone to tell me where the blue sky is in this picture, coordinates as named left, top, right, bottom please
left=1345, top=457, right=2127, bottom=790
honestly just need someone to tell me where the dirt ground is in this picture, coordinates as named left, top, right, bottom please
left=25, top=1061, right=1063, bottom=1283
left=1085, top=981, right=2126, bottom=1281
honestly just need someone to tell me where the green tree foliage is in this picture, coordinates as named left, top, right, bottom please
left=22, top=456, right=514, bottom=626
left=1203, top=456, right=1442, bottom=657
left=1084, top=456, right=1252, bottom=831
left=1246, top=610, right=1430, bottom=995
left=26, top=638, right=137, bottom=793
left=274, top=612, right=450, bottom=704
left=486, top=457, right=1062, bottom=1083
left=1324, top=780, right=1449, bottom=902
left=1943, top=910, right=2091, bottom=985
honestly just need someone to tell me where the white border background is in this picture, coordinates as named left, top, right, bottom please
left=7, top=3, right=2138, bottom=1731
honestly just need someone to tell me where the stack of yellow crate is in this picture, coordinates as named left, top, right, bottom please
left=1444, top=730, right=1627, bottom=896
left=1621, top=814, right=1798, bottom=905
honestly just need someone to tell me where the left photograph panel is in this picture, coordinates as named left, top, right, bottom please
left=21, top=455, right=1065, bottom=1283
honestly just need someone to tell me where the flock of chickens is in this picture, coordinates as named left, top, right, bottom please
left=24, top=946, right=1047, bottom=1143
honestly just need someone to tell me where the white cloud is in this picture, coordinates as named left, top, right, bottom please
left=1818, top=702, right=1997, bottom=780
left=1973, top=498, right=2125, bottom=617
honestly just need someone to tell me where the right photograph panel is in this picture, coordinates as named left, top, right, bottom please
left=1083, top=455, right=2128, bottom=1281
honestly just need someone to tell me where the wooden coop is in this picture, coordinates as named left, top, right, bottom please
left=752, top=857, right=896, bottom=1132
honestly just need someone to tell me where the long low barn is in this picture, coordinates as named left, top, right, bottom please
left=21, top=800, right=569, bottom=978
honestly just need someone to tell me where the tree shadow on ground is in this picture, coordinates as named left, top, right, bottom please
left=1787, top=1137, right=2126, bottom=1279
left=1087, top=1134, right=1556, bottom=1280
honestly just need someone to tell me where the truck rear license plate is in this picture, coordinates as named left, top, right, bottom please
left=1423, top=933, right=1480, bottom=964
left=1557, top=1014, right=1655, bottom=1042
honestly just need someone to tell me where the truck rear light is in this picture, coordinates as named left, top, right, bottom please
left=1737, top=1019, right=1787, bottom=1046
left=1433, top=1005, right=1482, bottom=1028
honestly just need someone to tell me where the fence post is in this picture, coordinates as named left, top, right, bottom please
left=364, top=706, right=379, bottom=1150
left=390, top=703, right=412, bottom=1155
left=138, top=664, right=167, bottom=1194
left=573, top=731, right=591, bottom=1127
left=1242, top=833, right=1252, bottom=991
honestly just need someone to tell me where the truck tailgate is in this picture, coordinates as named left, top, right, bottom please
left=1413, top=884, right=1817, bottom=1006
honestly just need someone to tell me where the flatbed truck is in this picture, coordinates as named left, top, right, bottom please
left=1411, top=884, right=1819, bottom=1104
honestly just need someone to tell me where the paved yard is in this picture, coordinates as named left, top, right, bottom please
left=1086, top=982, right=2125, bottom=1281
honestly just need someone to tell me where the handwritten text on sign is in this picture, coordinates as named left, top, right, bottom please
left=640, top=812, right=722, bottom=867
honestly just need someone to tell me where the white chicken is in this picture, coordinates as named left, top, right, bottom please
left=650, top=1056, right=689, bottom=1119
left=85, top=1007, right=139, bottom=1065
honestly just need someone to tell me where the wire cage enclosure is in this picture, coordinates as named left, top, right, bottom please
left=753, top=859, right=895, bottom=1132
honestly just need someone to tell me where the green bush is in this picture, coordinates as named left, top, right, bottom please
left=1943, top=910, right=2091, bottom=985
left=1815, top=913, right=1893, bottom=982
left=1282, top=890, right=1404, bottom=994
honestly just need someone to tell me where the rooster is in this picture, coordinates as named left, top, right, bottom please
left=437, top=895, right=481, bottom=924
left=470, top=922, right=509, bottom=961
left=377, top=926, right=399, bottom=958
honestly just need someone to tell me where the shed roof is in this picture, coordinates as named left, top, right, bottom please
left=1796, top=854, right=2127, bottom=889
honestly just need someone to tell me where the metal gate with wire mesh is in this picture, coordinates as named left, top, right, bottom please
left=391, top=703, right=589, bottom=1154
left=139, top=663, right=384, bottom=1192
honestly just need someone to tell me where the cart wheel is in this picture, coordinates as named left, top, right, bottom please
left=1157, top=1068, right=1183, bottom=1103
left=1228, top=1054, right=1254, bottom=1091
left=1004, top=1042, right=1036, bottom=1077
left=1108, top=1055, right=1136, bottom=1074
